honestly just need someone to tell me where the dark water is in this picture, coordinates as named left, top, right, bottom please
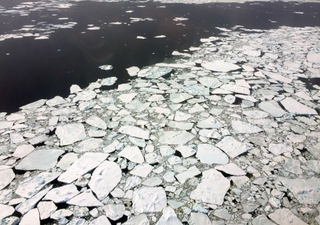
left=0, top=1, right=319, bottom=113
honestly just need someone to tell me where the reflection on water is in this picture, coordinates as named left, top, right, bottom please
left=0, top=1, right=319, bottom=113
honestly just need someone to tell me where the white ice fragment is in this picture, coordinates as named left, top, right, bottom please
left=15, top=172, right=60, bottom=198
left=190, top=169, right=230, bottom=205
left=58, top=153, right=108, bottom=183
left=86, top=115, right=107, bottom=130
left=130, top=164, right=153, bottom=177
left=279, top=177, right=320, bottom=204
left=197, top=116, right=224, bottom=129
left=196, top=144, right=229, bottom=165
left=133, top=187, right=167, bottom=213
left=87, top=26, right=100, bottom=30
left=202, top=61, right=240, bottom=72
left=269, top=208, right=307, bottom=225
left=170, top=93, right=193, bottom=103
left=99, top=65, right=113, bottom=71
left=231, top=120, right=262, bottom=134
left=19, top=208, right=40, bottom=225
left=56, top=123, right=86, bottom=146
left=43, top=184, right=79, bottom=203
left=156, top=206, right=182, bottom=225
left=268, top=143, right=292, bottom=155
left=119, top=125, right=150, bottom=139
left=123, top=214, right=149, bottom=225
left=307, top=52, right=320, bottom=63
left=118, top=93, right=138, bottom=103
left=280, top=97, right=317, bottom=115
left=101, top=76, right=117, bottom=86
left=126, top=66, right=140, bottom=76
left=154, top=35, right=166, bottom=38
left=173, top=17, right=189, bottom=21
left=67, top=190, right=103, bottom=207
left=89, top=161, right=122, bottom=200
left=175, top=166, right=200, bottom=184
left=34, top=36, right=49, bottom=40
left=37, top=201, right=57, bottom=220
left=158, top=131, right=194, bottom=145
left=216, top=136, right=250, bottom=158
left=103, top=204, right=125, bottom=220
left=258, top=101, right=286, bottom=118
left=15, top=150, right=64, bottom=171
left=176, top=145, right=196, bottom=158
left=118, top=146, right=144, bottom=164
left=215, top=163, right=246, bottom=176
left=138, top=67, right=172, bottom=79
left=0, top=169, right=15, bottom=191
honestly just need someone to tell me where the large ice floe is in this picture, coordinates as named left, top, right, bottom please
left=0, top=25, right=320, bottom=225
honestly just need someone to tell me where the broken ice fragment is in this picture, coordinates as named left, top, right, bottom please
left=123, top=214, right=149, bottom=225
left=197, top=116, right=224, bottom=129
left=216, top=136, right=250, bottom=158
left=156, top=206, right=182, bottom=225
left=67, top=190, right=103, bottom=207
left=56, top=123, right=86, bottom=146
left=183, top=84, right=209, bottom=95
left=154, top=35, right=166, bottom=38
left=175, top=166, right=200, bottom=184
left=190, top=169, right=230, bottom=205
left=198, top=77, right=222, bottom=89
left=130, top=164, right=153, bottom=177
left=268, top=143, right=292, bottom=155
left=86, top=115, right=107, bottom=130
left=118, top=146, right=144, bottom=164
left=89, top=161, right=122, bottom=200
left=307, top=52, right=320, bottom=63
left=196, top=144, right=229, bottom=165
left=101, top=77, right=117, bottom=86
left=15, top=150, right=64, bottom=171
left=16, top=186, right=52, bottom=215
left=280, top=97, right=317, bottom=115
left=158, top=131, right=194, bottom=145
left=215, top=163, right=246, bottom=176
left=138, top=67, right=172, bottom=79
left=126, top=66, right=140, bottom=76
left=258, top=101, right=286, bottom=118
left=43, top=184, right=79, bottom=203
left=20, top=99, right=46, bottom=110
left=19, top=208, right=40, bottom=225
left=170, top=93, right=193, bottom=103
left=0, top=204, right=15, bottom=221
left=202, top=61, right=241, bottom=72
left=133, top=187, right=167, bottom=213
left=103, top=204, right=125, bottom=221
left=268, top=208, right=307, bottom=225
left=99, top=65, right=113, bottom=71
left=231, top=120, right=262, bottom=134
left=0, top=169, right=15, bottom=191
left=15, top=172, right=61, bottom=198
left=119, top=125, right=150, bottom=139
left=279, top=177, right=320, bottom=204
left=58, top=153, right=108, bottom=183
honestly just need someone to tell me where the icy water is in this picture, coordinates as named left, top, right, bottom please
left=0, top=1, right=319, bottom=113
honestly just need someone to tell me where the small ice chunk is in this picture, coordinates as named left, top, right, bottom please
left=99, top=65, right=113, bottom=71
left=154, top=35, right=166, bottom=38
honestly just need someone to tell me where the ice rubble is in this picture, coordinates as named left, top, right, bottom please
left=0, top=25, right=320, bottom=225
